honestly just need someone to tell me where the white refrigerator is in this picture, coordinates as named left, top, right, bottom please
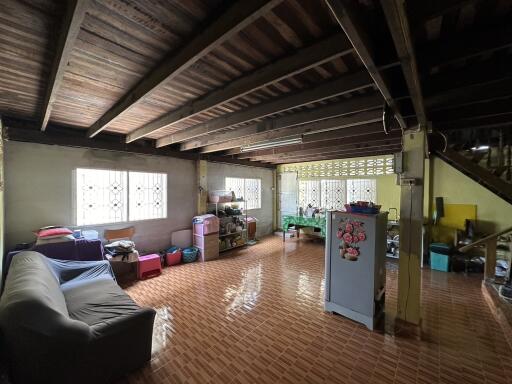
left=324, top=211, right=388, bottom=330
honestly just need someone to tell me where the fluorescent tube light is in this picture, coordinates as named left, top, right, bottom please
left=471, top=145, right=489, bottom=151
left=240, top=137, right=303, bottom=152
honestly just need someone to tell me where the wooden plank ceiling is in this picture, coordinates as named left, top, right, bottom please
left=1, top=0, right=510, bottom=166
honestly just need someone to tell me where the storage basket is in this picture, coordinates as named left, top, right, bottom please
left=208, top=190, right=232, bottom=203
left=166, top=248, right=182, bottom=266
left=182, top=247, right=199, bottom=263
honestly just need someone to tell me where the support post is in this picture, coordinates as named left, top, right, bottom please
left=272, top=169, right=278, bottom=232
left=197, top=160, right=208, bottom=215
left=484, top=239, right=497, bottom=282
left=398, top=129, right=425, bottom=325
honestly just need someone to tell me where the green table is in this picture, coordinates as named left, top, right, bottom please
left=282, top=215, right=326, bottom=241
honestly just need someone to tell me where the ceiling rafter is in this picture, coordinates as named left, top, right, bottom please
left=381, top=0, right=427, bottom=128
left=233, top=130, right=401, bottom=158
left=41, top=0, right=89, bottom=131
left=200, top=110, right=383, bottom=153
left=86, top=0, right=284, bottom=138
left=156, top=70, right=374, bottom=148
left=267, top=147, right=401, bottom=164
left=126, top=32, right=354, bottom=143
left=180, top=93, right=382, bottom=151
left=246, top=140, right=402, bottom=161
left=325, top=0, right=407, bottom=129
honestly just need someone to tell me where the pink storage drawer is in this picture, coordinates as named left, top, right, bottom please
left=193, top=215, right=219, bottom=235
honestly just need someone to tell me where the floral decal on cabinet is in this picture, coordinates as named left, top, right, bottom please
left=336, top=218, right=366, bottom=261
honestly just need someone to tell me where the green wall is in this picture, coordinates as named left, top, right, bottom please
left=431, top=157, right=512, bottom=233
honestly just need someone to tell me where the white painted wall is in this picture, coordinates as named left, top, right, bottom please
left=206, top=162, right=274, bottom=237
left=5, top=141, right=197, bottom=254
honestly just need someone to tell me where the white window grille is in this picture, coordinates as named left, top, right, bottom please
left=299, top=180, right=320, bottom=208
left=297, top=178, right=376, bottom=209
left=129, top=172, right=167, bottom=221
left=346, top=179, right=377, bottom=203
left=225, top=177, right=261, bottom=210
left=279, top=155, right=394, bottom=178
left=320, top=179, right=346, bottom=209
left=76, top=168, right=127, bottom=226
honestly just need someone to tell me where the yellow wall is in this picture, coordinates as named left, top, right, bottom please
left=376, top=174, right=400, bottom=219
left=432, top=157, right=512, bottom=234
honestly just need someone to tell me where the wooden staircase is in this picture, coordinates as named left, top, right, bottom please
left=435, top=147, right=512, bottom=205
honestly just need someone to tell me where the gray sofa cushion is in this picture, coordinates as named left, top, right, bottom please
left=0, top=251, right=155, bottom=384
left=64, top=278, right=140, bottom=326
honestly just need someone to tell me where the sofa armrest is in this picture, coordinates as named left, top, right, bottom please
left=47, top=258, right=115, bottom=284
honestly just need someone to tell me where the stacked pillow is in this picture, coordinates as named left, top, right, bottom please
left=34, top=226, right=75, bottom=245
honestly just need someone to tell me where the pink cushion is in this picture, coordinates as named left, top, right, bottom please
left=37, top=228, right=73, bottom=238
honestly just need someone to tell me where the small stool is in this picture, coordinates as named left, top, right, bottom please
left=138, top=254, right=162, bottom=280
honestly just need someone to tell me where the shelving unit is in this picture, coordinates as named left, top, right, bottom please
left=386, top=220, right=400, bottom=259
left=208, top=200, right=248, bottom=253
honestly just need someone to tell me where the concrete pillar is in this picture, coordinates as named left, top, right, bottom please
left=397, top=129, right=425, bottom=325
left=196, top=160, right=208, bottom=215
left=272, top=169, right=278, bottom=231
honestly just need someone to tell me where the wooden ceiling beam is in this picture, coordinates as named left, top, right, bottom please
left=41, top=0, right=89, bottom=131
left=126, top=33, right=354, bottom=142
left=409, top=0, right=476, bottom=23
left=420, top=22, right=512, bottom=70
left=87, top=0, right=284, bottom=138
left=247, top=141, right=402, bottom=161
left=157, top=70, right=374, bottom=147
left=267, top=147, right=401, bottom=164
left=200, top=155, right=276, bottom=169
left=234, top=130, right=401, bottom=158
left=435, top=114, right=512, bottom=131
left=381, top=0, right=427, bottom=128
left=427, top=78, right=512, bottom=111
left=325, top=0, right=407, bottom=129
left=301, top=121, right=392, bottom=143
left=4, top=117, right=274, bottom=168
left=180, top=93, right=382, bottom=151
left=430, top=98, right=512, bottom=122
left=423, top=55, right=512, bottom=97
left=200, top=110, right=383, bottom=153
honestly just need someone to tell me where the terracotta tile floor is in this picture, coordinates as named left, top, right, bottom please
left=120, top=236, right=512, bottom=384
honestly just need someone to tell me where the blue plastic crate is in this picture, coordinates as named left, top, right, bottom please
left=431, top=251, right=450, bottom=272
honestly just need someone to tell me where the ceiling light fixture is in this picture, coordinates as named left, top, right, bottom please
left=240, top=136, right=303, bottom=152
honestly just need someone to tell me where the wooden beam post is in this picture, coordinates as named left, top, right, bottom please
left=484, top=239, right=497, bottom=282
left=41, top=0, right=89, bottom=131
left=381, top=0, right=427, bottom=127
left=325, top=0, right=406, bottom=129
left=398, top=129, right=425, bottom=325
left=87, top=0, right=284, bottom=138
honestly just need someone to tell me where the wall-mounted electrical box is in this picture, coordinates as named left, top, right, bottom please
left=393, top=152, right=404, bottom=174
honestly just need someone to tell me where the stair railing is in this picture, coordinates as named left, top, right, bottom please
left=459, top=226, right=512, bottom=281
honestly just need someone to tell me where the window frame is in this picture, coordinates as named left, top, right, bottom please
left=74, top=167, right=169, bottom=227
left=297, top=177, right=377, bottom=209
left=225, top=177, right=262, bottom=210
left=128, top=171, right=168, bottom=222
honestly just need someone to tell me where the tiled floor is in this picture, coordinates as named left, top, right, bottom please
left=121, top=236, right=512, bottom=384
